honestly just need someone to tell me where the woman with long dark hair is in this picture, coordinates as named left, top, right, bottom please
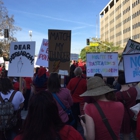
left=14, top=91, right=83, bottom=140
left=47, top=73, right=73, bottom=124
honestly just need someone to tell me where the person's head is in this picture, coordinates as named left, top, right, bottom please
left=106, top=77, right=115, bottom=86
left=22, top=90, right=64, bottom=140
left=74, top=67, right=83, bottom=77
left=94, top=73, right=103, bottom=79
left=80, top=76, right=116, bottom=101
left=118, top=72, right=126, bottom=85
left=47, top=73, right=61, bottom=93
left=37, top=67, right=46, bottom=77
left=69, top=64, right=76, bottom=78
left=0, top=78, right=13, bottom=94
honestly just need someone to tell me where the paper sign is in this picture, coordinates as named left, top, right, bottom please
left=130, top=103, right=140, bottom=119
left=8, top=41, right=35, bottom=77
left=36, top=39, right=48, bottom=67
left=58, top=70, right=68, bottom=76
left=70, top=53, right=79, bottom=61
left=119, top=39, right=140, bottom=70
left=0, top=57, right=4, bottom=64
left=5, top=61, right=9, bottom=70
left=123, top=53, right=140, bottom=83
left=86, top=52, right=118, bottom=77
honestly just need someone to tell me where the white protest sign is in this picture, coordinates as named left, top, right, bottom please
left=119, top=39, right=140, bottom=70
left=36, top=39, right=48, bottom=67
left=5, top=61, right=9, bottom=70
left=8, top=42, right=35, bottom=77
left=86, top=53, right=118, bottom=77
left=0, top=57, right=4, bottom=64
left=34, top=56, right=40, bottom=68
left=123, top=53, right=140, bottom=83
left=70, top=53, right=79, bottom=61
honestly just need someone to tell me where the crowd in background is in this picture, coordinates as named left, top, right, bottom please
left=0, top=60, right=140, bottom=140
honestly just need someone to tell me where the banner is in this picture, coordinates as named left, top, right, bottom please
left=36, top=39, right=48, bottom=67
left=123, top=53, right=140, bottom=83
left=48, top=29, right=71, bottom=73
left=86, top=52, right=118, bottom=77
left=8, top=41, right=35, bottom=77
left=119, top=39, right=140, bottom=70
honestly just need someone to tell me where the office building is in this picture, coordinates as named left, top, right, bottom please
left=100, top=0, right=140, bottom=47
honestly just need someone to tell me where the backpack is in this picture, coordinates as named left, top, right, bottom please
left=0, top=90, right=17, bottom=131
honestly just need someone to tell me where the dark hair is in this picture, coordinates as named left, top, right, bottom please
left=21, top=91, right=64, bottom=140
left=0, top=78, right=13, bottom=94
left=106, top=77, right=115, bottom=86
left=92, top=91, right=116, bottom=101
left=47, top=73, right=61, bottom=93
left=69, top=64, right=76, bottom=79
left=118, top=72, right=126, bottom=85
left=94, top=73, right=103, bottom=79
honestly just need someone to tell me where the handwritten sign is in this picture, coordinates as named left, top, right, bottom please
left=8, top=41, right=35, bottom=77
left=123, top=53, right=140, bottom=83
left=86, top=53, right=118, bottom=77
left=48, top=29, right=71, bottom=73
left=36, top=39, right=48, bottom=67
left=119, top=39, right=140, bottom=70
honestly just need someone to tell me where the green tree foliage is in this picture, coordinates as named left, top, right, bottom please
left=80, top=38, right=123, bottom=62
left=0, top=0, right=21, bottom=58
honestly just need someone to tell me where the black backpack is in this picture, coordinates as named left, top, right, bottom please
left=0, top=90, right=18, bottom=131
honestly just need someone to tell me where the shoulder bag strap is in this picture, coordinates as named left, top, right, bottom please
left=93, top=101, right=117, bottom=140
left=120, top=92, right=132, bottom=118
left=9, top=90, right=17, bottom=102
left=71, top=78, right=82, bottom=94
left=52, top=93, right=67, bottom=111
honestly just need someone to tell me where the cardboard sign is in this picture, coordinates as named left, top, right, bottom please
left=8, top=42, right=35, bottom=77
left=123, top=53, right=140, bottom=83
left=36, top=39, right=48, bottom=67
left=86, top=52, right=118, bottom=77
left=119, top=39, right=140, bottom=70
left=48, top=29, right=71, bottom=73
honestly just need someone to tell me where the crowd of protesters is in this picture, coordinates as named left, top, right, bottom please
left=0, top=60, right=140, bottom=140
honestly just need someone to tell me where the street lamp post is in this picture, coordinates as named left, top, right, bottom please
left=29, top=30, right=32, bottom=41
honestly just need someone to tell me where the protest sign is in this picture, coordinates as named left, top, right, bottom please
left=36, top=39, right=48, bottom=67
left=8, top=41, right=35, bottom=77
left=70, top=53, right=79, bottom=61
left=4, top=61, right=9, bottom=70
left=48, top=29, right=71, bottom=73
left=86, top=52, right=118, bottom=77
left=0, top=57, right=4, bottom=64
left=119, top=39, right=140, bottom=70
left=123, top=53, right=140, bottom=83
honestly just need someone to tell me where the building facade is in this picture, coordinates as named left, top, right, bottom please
left=100, top=0, right=140, bottom=47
